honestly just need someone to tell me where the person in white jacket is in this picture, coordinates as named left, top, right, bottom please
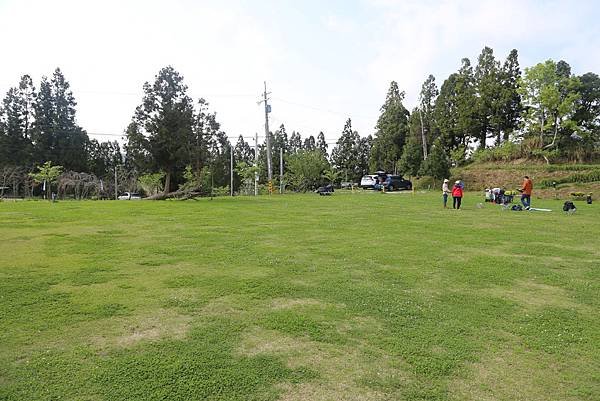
left=442, top=179, right=450, bottom=208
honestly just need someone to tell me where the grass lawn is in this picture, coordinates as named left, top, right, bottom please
left=1, top=192, right=599, bottom=401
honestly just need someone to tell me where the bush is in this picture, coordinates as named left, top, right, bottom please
left=472, top=141, right=522, bottom=163
left=413, top=176, right=436, bottom=190
left=539, top=170, right=600, bottom=188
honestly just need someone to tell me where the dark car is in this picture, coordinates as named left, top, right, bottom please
left=383, top=175, right=412, bottom=191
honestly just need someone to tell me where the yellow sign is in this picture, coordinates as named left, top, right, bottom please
left=268, top=180, right=274, bottom=194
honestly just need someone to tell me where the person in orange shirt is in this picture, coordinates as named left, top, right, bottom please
left=520, top=175, right=533, bottom=209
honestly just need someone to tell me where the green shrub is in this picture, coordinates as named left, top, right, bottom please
left=413, top=176, right=437, bottom=190
left=539, top=170, right=600, bottom=188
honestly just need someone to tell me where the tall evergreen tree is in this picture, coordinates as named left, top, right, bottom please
left=126, top=66, right=195, bottom=193
left=303, top=135, right=316, bottom=151
left=435, top=59, right=478, bottom=158
left=417, top=75, right=439, bottom=158
left=473, top=47, right=502, bottom=149
left=316, top=131, right=328, bottom=158
left=31, top=69, right=89, bottom=171
left=289, top=131, right=302, bottom=153
left=331, top=118, right=362, bottom=181
left=369, top=81, right=410, bottom=172
left=0, top=76, right=36, bottom=166
left=499, top=49, right=522, bottom=142
left=50, top=68, right=89, bottom=170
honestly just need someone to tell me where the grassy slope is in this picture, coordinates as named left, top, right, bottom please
left=1, top=193, right=599, bottom=401
left=453, top=162, right=600, bottom=198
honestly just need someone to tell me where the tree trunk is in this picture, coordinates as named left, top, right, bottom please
left=164, top=170, right=171, bottom=195
left=543, top=115, right=559, bottom=150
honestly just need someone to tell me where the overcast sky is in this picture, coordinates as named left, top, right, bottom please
left=1, top=0, right=599, bottom=146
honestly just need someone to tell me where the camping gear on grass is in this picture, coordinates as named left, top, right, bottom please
left=315, top=184, right=334, bottom=196
left=563, top=201, right=577, bottom=214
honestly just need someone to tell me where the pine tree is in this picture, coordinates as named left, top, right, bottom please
left=474, top=47, right=502, bottom=149
left=289, top=131, right=302, bottom=153
left=419, top=138, right=450, bottom=180
left=303, top=135, right=316, bottom=151
left=418, top=75, right=439, bottom=157
left=51, top=68, right=89, bottom=171
left=398, top=135, right=423, bottom=177
left=369, top=81, right=410, bottom=172
left=1, top=79, right=35, bottom=166
left=316, top=131, right=328, bottom=158
left=31, top=69, right=89, bottom=171
left=499, top=49, right=522, bottom=142
left=127, top=66, right=195, bottom=193
left=331, top=118, right=362, bottom=181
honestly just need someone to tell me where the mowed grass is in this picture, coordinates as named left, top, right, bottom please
left=1, top=192, right=599, bottom=401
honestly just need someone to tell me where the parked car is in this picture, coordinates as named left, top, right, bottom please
left=384, top=175, right=412, bottom=191
left=117, top=192, right=142, bottom=200
left=360, top=175, right=378, bottom=189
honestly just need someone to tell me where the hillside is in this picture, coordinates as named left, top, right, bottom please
left=451, top=161, right=600, bottom=199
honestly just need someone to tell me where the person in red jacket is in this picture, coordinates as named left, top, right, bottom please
left=452, top=180, right=463, bottom=209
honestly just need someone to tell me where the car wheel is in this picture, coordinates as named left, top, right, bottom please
left=388, top=185, right=395, bottom=192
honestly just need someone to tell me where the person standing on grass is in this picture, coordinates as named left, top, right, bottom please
left=442, top=179, right=450, bottom=208
left=520, top=175, right=533, bottom=209
left=452, top=180, right=463, bottom=209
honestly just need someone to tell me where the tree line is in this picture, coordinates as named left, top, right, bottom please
left=1, top=46, right=599, bottom=198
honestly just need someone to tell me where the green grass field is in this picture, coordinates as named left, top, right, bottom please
left=1, top=192, right=599, bottom=401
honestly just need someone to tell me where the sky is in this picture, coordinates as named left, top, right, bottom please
left=1, top=0, right=599, bottom=147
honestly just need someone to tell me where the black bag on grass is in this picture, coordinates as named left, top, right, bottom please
left=563, top=201, right=576, bottom=212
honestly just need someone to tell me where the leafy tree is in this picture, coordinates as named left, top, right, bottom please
left=138, top=172, right=165, bottom=195
left=370, top=81, right=410, bottom=172
left=322, top=168, right=341, bottom=185
left=519, top=59, right=580, bottom=150
left=29, top=161, right=63, bottom=198
left=286, top=149, right=329, bottom=191
left=126, top=66, right=195, bottom=193
left=235, top=161, right=259, bottom=195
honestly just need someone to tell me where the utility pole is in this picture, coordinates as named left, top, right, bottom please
left=230, top=145, right=234, bottom=196
left=259, top=82, right=272, bottom=186
left=279, top=147, right=283, bottom=194
left=419, top=109, right=428, bottom=160
left=254, top=132, right=258, bottom=196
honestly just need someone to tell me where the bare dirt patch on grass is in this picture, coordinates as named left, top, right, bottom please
left=238, top=326, right=409, bottom=401
left=270, top=298, right=324, bottom=309
left=482, top=279, right=584, bottom=311
left=448, top=341, right=589, bottom=401
left=92, top=309, right=192, bottom=349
